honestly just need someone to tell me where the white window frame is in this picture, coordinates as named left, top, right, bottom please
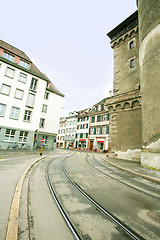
left=4, top=129, right=16, bottom=142
left=44, top=91, right=49, bottom=100
left=0, top=103, right=6, bottom=117
left=26, top=93, right=35, bottom=108
left=3, top=52, right=14, bottom=62
left=0, top=84, right=11, bottom=96
left=5, top=67, right=15, bottom=78
left=10, top=107, right=20, bottom=120
left=42, top=104, right=47, bottom=113
left=18, top=72, right=27, bottom=83
left=30, top=78, right=38, bottom=91
left=18, top=131, right=28, bottom=143
left=23, top=110, right=32, bottom=122
left=14, top=89, right=24, bottom=100
left=39, top=118, right=45, bottom=128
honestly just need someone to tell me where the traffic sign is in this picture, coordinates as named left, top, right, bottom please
left=41, top=138, right=45, bottom=143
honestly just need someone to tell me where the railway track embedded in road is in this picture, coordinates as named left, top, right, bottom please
left=46, top=152, right=145, bottom=240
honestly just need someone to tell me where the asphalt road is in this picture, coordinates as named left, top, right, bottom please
left=1, top=149, right=160, bottom=240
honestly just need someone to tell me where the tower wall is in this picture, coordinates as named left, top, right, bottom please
left=138, top=0, right=160, bottom=169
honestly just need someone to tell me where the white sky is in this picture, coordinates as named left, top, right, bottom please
left=1, top=0, right=137, bottom=117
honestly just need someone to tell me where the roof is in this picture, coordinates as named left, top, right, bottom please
left=0, top=39, right=64, bottom=97
left=107, top=11, right=138, bottom=42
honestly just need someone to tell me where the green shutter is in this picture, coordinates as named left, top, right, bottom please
left=107, top=113, right=109, bottom=121
left=83, top=124, right=84, bottom=129
left=94, top=127, right=96, bottom=134
left=100, top=126, right=102, bottom=134
left=89, top=127, right=91, bottom=135
left=101, top=115, right=103, bottom=122
left=86, top=123, right=88, bottom=128
left=106, top=125, right=109, bottom=134
left=86, top=133, right=88, bottom=138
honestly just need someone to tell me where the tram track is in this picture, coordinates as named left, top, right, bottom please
left=85, top=154, right=160, bottom=200
left=46, top=152, right=144, bottom=240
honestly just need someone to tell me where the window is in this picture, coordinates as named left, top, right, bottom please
left=130, top=59, right=135, bottom=68
left=90, top=127, right=94, bottom=135
left=97, top=115, right=103, bottom=122
left=19, top=60, right=29, bottom=69
left=26, top=93, right=35, bottom=108
left=14, top=89, right=24, bottom=100
left=0, top=84, right=11, bottom=96
left=19, top=131, right=28, bottom=143
left=101, top=105, right=104, bottom=111
left=5, top=129, right=16, bottom=141
left=91, top=116, right=95, bottom=123
left=5, top=67, right=15, bottom=78
left=19, top=72, right=27, bottom=83
left=30, top=78, right=38, bottom=91
left=103, top=113, right=109, bottom=121
left=98, top=105, right=101, bottom=111
left=80, top=133, right=83, bottom=138
left=3, top=52, right=14, bottom=62
left=10, top=107, right=20, bottom=120
left=0, top=103, right=6, bottom=117
left=44, top=91, right=49, bottom=99
left=102, top=126, right=107, bottom=135
left=97, top=127, right=100, bottom=134
left=23, top=110, right=32, bottom=122
left=39, top=118, right=45, bottom=128
left=42, top=104, right=47, bottom=113
left=129, top=40, right=134, bottom=49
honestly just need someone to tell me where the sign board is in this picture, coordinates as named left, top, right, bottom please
left=41, top=138, right=45, bottom=143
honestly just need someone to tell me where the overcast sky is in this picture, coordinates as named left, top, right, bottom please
left=1, top=0, right=137, bottom=117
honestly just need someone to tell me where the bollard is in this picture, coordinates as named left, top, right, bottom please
left=40, top=146, right=43, bottom=156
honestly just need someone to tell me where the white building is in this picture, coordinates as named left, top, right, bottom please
left=56, top=117, right=66, bottom=148
left=75, top=109, right=90, bottom=149
left=0, top=40, right=64, bottom=150
left=65, top=112, right=77, bottom=148
left=89, top=108, right=109, bottom=152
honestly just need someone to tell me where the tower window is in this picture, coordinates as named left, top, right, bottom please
left=129, top=40, right=134, bottom=49
left=130, top=59, right=135, bottom=68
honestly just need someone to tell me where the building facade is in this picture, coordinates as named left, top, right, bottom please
left=137, top=0, right=160, bottom=169
left=75, top=109, right=90, bottom=150
left=89, top=101, right=109, bottom=152
left=107, top=10, right=142, bottom=160
left=56, top=117, right=66, bottom=148
left=0, top=40, right=64, bottom=150
left=65, top=112, right=77, bottom=148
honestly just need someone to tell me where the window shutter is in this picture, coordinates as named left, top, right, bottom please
left=86, top=123, right=88, bottom=128
left=86, top=133, right=88, bottom=138
left=94, top=127, right=96, bottom=134
left=100, top=126, right=102, bottom=134
left=89, top=127, right=91, bottom=135
left=101, top=115, right=103, bottom=122
left=106, top=125, right=109, bottom=134
left=83, top=124, right=84, bottom=129
left=107, top=113, right=109, bottom=121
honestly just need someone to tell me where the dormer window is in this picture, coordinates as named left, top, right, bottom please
left=19, top=60, right=29, bottom=69
left=3, top=52, right=14, bottom=62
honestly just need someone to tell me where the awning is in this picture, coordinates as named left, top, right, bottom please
left=97, top=140, right=104, bottom=143
left=79, top=139, right=86, bottom=141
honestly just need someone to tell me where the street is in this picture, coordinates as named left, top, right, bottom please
left=0, top=149, right=160, bottom=240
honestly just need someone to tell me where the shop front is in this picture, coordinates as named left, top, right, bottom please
left=79, top=139, right=87, bottom=149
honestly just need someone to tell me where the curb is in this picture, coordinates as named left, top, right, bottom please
left=101, top=157, right=160, bottom=185
left=5, top=155, right=47, bottom=240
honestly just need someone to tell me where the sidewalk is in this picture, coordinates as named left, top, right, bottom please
left=101, top=156, right=160, bottom=184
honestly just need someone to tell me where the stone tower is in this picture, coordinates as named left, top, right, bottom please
left=138, top=0, right=160, bottom=169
